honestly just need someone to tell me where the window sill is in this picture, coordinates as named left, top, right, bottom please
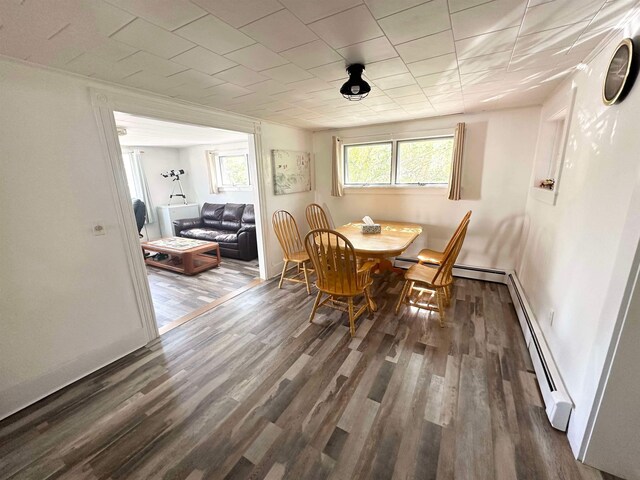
left=218, top=186, right=252, bottom=192
left=344, top=185, right=448, bottom=196
left=530, top=186, right=557, bottom=205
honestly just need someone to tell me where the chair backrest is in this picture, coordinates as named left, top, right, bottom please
left=272, top=210, right=304, bottom=259
left=306, top=203, right=331, bottom=231
left=304, top=229, right=360, bottom=296
left=442, top=211, right=472, bottom=258
left=433, top=217, right=470, bottom=287
left=132, top=198, right=146, bottom=234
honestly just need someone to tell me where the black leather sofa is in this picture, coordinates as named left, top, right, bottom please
left=173, top=203, right=258, bottom=260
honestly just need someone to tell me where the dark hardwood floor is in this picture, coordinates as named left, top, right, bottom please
left=148, top=257, right=259, bottom=329
left=0, top=273, right=610, bottom=480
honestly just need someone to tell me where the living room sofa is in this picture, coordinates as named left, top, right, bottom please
left=173, top=203, right=258, bottom=260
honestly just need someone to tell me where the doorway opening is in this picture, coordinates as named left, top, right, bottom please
left=114, top=111, right=264, bottom=334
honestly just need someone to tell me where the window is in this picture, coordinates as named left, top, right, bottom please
left=207, top=150, right=251, bottom=191
left=219, top=154, right=250, bottom=187
left=344, top=142, right=392, bottom=185
left=343, top=136, right=454, bottom=186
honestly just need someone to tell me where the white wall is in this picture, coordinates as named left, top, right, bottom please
left=0, top=60, right=147, bottom=419
left=124, top=146, right=194, bottom=240
left=180, top=141, right=255, bottom=207
left=313, top=107, right=541, bottom=270
left=516, top=18, right=640, bottom=466
left=0, top=57, right=311, bottom=419
left=260, top=123, right=314, bottom=278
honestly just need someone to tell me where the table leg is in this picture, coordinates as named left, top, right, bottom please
left=183, top=252, right=194, bottom=275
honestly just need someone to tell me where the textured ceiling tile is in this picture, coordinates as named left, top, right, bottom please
left=190, top=0, right=283, bottom=28
left=365, top=0, right=430, bottom=19
left=513, top=21, right=589, bottom=57
left=117, top=51, right=186, bottom=76
left=309, top=61, right=349, bottom=81
left=308, top=6, right=383, bottom=49
left=336, top=36, right=399, bottom=64
left=455, top=27, right=519, bottom=60
left=279, top=0, right=363, bottom=24
left=520, top=0, right=603, bottom=35
left=407, top=53, right=458, bottom=77
left=225, top=43, right=289, bottom=71
left=166, top=69, right=226, bottom=88
left=395, top=30, right=455, bottom=64
left=458, top=51, right=511, bottom=74
left=206, top=82, right=254, bottom=97
left=103, top=0, right=206, bottom=31
left=241, top=10, right=318, bottom=52
left=262, top=63, right=315, bottom=83
left=385, top=84, right=424, bottom=98
left=214, top=65, right=268, bottom=86
left=448, top=0, right=494, bottom=14
left=415, top=69, right=460, bottom=87
left=111, top=18, right=195, bottom=59
left=365, top=57, right=408, bottom=79
left=378, top=0, right=450, bottom=45
left=171, top=47, right=237, bottom=75
left=451, top=0, right=527, bottom=40
left=281, top=40, right=344, bottom=69
left=373, top=73, right=417, bottom=90
left=175, top=15, right=255, bottom=54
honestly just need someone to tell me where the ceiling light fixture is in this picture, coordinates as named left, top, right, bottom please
left=340, top=64, right=371, bottom=101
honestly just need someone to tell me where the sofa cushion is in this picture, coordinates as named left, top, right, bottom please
left=180, top=228, right=224, bottom=242
left=221, top=203, right=245, bottom=231
left=215, top=233, right=238, bottom=244
left=201, top=203, right=224, bottom=229
left=241, top=204, right=255, bottom=226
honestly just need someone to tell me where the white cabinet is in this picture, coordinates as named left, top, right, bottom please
left=157, top=204, right=200, bottom=238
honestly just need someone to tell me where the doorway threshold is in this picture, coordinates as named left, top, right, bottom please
left=157, top=278, right=264, bottom=335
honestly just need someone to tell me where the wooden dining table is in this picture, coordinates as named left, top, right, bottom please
left=335, top=221, right=423, bottom=310
left=335, top=221, right=423, bottom=261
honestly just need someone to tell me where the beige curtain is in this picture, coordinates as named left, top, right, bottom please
left=206, top=150, right=219, bottom=194
left=331, top=135, right=344, bottom=197
left=447, top=122, right=465, bottom=201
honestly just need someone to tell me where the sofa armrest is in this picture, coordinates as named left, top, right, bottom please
left=238, top=224, right=256, bottom=234
left=173, top=217, right=203, bottom=236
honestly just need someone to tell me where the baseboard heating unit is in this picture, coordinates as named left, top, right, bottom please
left=395, top=258, right=574, bottom=431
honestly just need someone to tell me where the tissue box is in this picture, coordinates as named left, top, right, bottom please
left=361, top=223, right=381, bottom=234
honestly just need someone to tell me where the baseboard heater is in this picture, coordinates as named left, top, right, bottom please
left=506, top=273, right=573, bottom=431
left=395, top=258, right=573, bottom=431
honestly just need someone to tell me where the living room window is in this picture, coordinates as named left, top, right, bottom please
left=343, top=136, right=454, bottom=187
left=206, top=150, right=251, bottom=192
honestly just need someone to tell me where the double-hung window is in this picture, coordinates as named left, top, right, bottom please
left=343, top=136, right=454, bottom=187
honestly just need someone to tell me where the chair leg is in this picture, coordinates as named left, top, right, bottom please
left=348, top=297, right=356, bottom=337
left=309, top=290, right=323, bottom=324
left=278, top=260, right=289, bottom=289
left=436, top=287, right=447, bottom=328
left=302, top=262, right=311, bottom=295
left=395, top=280, right=410, bottom=315
left=364, top=288, right=374, bottom=314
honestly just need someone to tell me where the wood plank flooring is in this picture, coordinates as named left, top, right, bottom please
left=0, top=273, right=613, bottom=480
left=148, top=257, right=259, bottom=328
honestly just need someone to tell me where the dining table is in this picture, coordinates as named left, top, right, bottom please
left=334, top=220, right=423, bottom=310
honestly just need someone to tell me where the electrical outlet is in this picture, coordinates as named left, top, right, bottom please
left=92, top=221, right=106, bottom=236
left=549, top=309, right=555, bottom=326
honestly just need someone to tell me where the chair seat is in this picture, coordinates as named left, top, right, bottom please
left=417, top=248, right=444, bottom=264
left=286, top=251, right=310, bottom=263
left=405, top=263, right=438, bottom=284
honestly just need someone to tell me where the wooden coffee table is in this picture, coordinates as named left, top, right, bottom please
left=142, top=237, right=221, bottom=275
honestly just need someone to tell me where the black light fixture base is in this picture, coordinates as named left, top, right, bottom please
left=340, top=63, right=371, bottom=101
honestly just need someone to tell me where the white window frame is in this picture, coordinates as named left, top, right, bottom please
left=342, top=130, right=454, bottom=192
left=207, top=149, right=252, bottom=192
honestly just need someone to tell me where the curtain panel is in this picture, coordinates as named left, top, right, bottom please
left=331, top=136, right=344, bottom=197
left=448, top=122, right=466, bottom=201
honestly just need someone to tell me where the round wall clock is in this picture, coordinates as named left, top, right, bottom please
left=603, top=38, right=638, bottom=106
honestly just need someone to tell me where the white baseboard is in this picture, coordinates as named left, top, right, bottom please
left=0, top=329, right=147, bottom=421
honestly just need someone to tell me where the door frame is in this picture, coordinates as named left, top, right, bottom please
left=91, top=87, right=271, bottom=343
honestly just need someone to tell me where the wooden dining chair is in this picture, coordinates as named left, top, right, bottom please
left=306, top=203, right=331, bottom=231
left=272, top=210, right=313, bottom=294
left=304, top=229, right=376, bottom=337
left=417, top=211, right=472, bottom=265
left=395, top=217, right=470, bottom=326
